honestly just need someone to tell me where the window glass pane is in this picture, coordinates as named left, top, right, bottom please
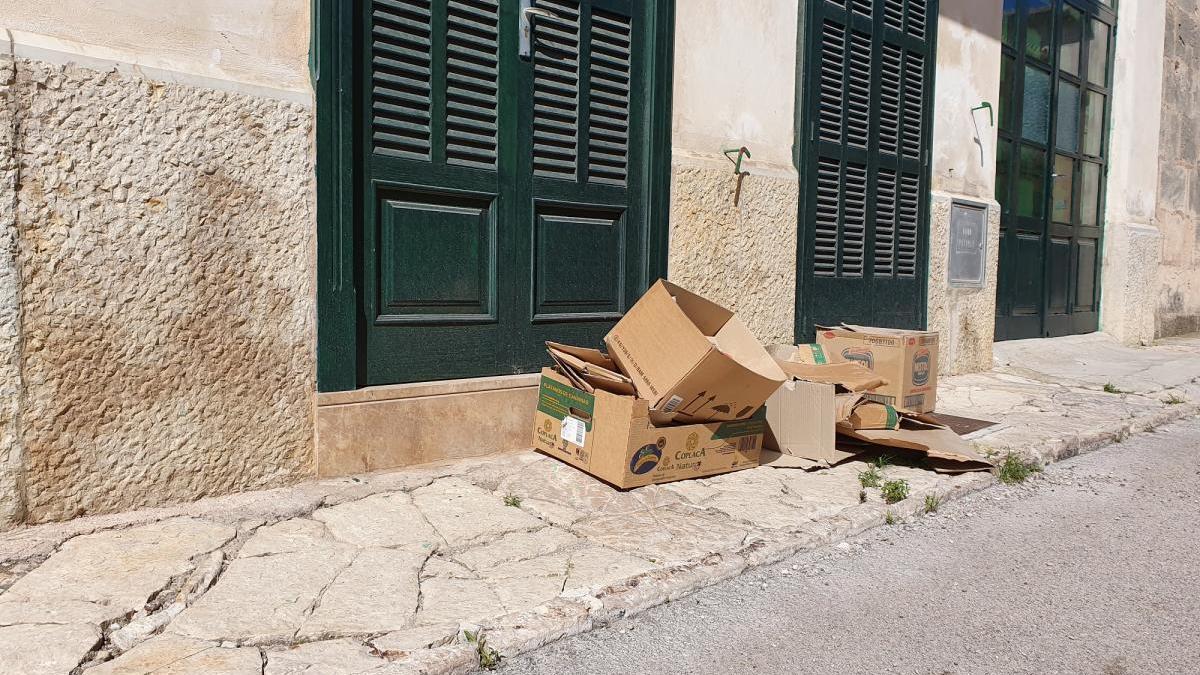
left=1002, top=0, right=1017, bottom=47
left=1026, top=0, right=1054, bottom=62
left=1088, top=20, right=1110, bottom=85
left=999, top=55, right=1016, bottom=132
left=1056, top=80, right=1080, bottom=152
left=1060, top=5, right=1084, bottom=77
left=1017, top=145, right=1047, bottom=218
left=996, top=139, right=1013, bottom=210
left=1053, top=155, right=1075, bottom=224
left=1083, top=90, right=1105, bottom=156
left=1022, top=66, right=1051, bottom=143
left=1080, top=162, right=1101, bottom=225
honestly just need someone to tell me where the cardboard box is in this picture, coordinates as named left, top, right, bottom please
left=815, top=325, right=939, bottom=413
left=761, top=350, right=880, bottom=469
left=604, top=280, right=786, bottom=423
left=532, top=368, right=764, bottom=488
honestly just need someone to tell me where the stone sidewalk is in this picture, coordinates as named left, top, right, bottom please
left=1, top=334, right=1197, bottom=675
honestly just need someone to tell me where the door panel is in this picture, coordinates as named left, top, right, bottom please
left=357, top=0, right=663, bottom=385
left=796, top=0, right=937, bottom=340
left=994, top=0, right=1114, bottom=341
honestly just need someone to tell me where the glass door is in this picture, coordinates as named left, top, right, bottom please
left=994, top=0, right=1116, bottom=341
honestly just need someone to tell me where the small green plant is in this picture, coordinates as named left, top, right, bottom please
left=872, top=455, right=893, bottom=469
left=996, top=454, right=1041, bottom=484
left=885, top=511, right=897, bottom=525
left=859, top=489, right=867, bottom=503
left=1103, top=382, right=1125, bottom=394
left=1164, top=393, right=1186, bottom=405
left=503, top=493, right=522, bottom=508
left=464, top=630, right=501, bottom=670
left=924, top=493, right=941, bottom=513
left=858, top=467, right=882, bottom=488
left=881, top=479, right=910, bottom=504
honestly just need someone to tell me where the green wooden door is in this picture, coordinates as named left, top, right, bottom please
left=994, top=0, right=1115, bottom=341
left=356, top=0, right=668, bottom=386
left=795, top=0, right=938, bottom=342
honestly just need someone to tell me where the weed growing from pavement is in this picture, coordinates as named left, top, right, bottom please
left=1164, top=393, right=1186, bottom=405
left=997, top=454, right=1042, bottom=484
left=885, top=511, right=897, bottom=525
left=924, top=494, right=941, bottom=513
left=881, top=479, right=910, bottom=504
left=464, top=630, right=501, bottom=670
left=503, top=494, right=522, bottom=508
left=858, top=467, right=882, bottom=488
left=872, top=455, right=893, bottom=469
left=1103, top=382, right=1126, bottom=394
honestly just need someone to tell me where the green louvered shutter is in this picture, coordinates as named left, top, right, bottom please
left=359, top=0, right=663, bottom=385
left=796, top=0, right=937, bottom=340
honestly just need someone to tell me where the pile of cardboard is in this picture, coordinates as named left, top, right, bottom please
left=531, top=280, right=991, bottom=489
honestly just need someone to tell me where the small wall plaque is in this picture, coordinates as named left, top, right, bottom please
left=948, top=200, right=988, bottom=288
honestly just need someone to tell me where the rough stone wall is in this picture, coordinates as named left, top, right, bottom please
left=668, top=161, right=799, bottom=346
left=6, top=59, right=315, bottom=524
left=1157, top=0, right=1200, bottom=337
left=0, top=52, right=26, bottom=524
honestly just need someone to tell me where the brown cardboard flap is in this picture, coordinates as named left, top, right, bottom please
left=777, top=361, right=887, bottom=392
left=842, top=401, right=901, bottom=431
left=546, top=342, right=636, bottom=396
left=837, top=415, right=991, bottom=472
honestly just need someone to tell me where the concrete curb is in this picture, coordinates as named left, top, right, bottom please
left=402, top=403, right=1200, bottom=674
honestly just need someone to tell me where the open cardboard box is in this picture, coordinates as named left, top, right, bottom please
left=763, top=345, right=990, bottom=473
left=815, top=325, right=940, bottom=413
left=605, top=280, right=786, bottom=424
left=532, top=368, right=764, bottom=488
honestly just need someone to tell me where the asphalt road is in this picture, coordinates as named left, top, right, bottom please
left=497, top=415, right=1200, bottom=675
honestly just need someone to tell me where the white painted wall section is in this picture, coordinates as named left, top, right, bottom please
left=0, top=0, right=311, bottom=95
left=671, top=0, right=798, bottom=172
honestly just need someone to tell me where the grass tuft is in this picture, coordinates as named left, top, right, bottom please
left=503, top=494, right=522, bottom=508
left=1103, top=382, right=1126, bottom=394
left=858, top=467, right=882, bottom=488
left=872, top=455, right=893, bottom=469
left=1164, top=393, right=1186, bottom=405
left=924, top=493, right=941, bottom=513
left=996, top=454, right=1042, bottom=484
left=885, top=511, right=897, bottom=525
left=881, top=479, right=910, bottom=505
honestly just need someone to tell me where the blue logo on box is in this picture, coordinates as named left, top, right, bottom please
left=629, top=444, right=662, bottom=475
left=912, top=349, right=931, bottom=386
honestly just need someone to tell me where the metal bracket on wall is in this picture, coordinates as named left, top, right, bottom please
left=970, top=102, right=994, bottom=127
left=722, top=146, right=752, bottom=206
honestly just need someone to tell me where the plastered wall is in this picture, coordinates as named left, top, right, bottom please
left=1102, top=0, right=1166, bottom=345
left=926, top=0, right=1003, bottom=374
left=1155, top=0, right=1200, bottom=337
left=0, top=0, right=311, bottom=95
left=667, top=0, right=800, bottom=345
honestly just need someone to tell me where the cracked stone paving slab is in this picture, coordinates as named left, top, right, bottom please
left=169, top=540, right=357, bottom=644
left=571, top=505, right=750, bottom=565
left=298, top=547, right=426, bottom=639
left=312, top=491, right=443, bottom=552
left=0, top=517, right=234, bottom=627
left=411, top=477, right=544, bottom=548
left=265, top=638, right=409, bottom=675
left=0, top=622, right=101, bottom=675
left=84, top=634, right=262, bottom=675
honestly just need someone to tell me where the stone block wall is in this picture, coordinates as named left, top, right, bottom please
left=0, top=58, right=316, bottom=525
left=668, top=160, right=799, bottom=346
left=1157, top=0, right=1200, bottom=337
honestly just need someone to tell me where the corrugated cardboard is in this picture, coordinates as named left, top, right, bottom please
left=545, top=342, right=635, bottom=396
left=837, top=414, right=992, bottom=473
left=816, top=325, right=939, bottom=413
left=761, top=355, right=879, bottom=470
left=604, top=280, right=786, bottom=424
left=532, top=369, right=764, bottom=488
